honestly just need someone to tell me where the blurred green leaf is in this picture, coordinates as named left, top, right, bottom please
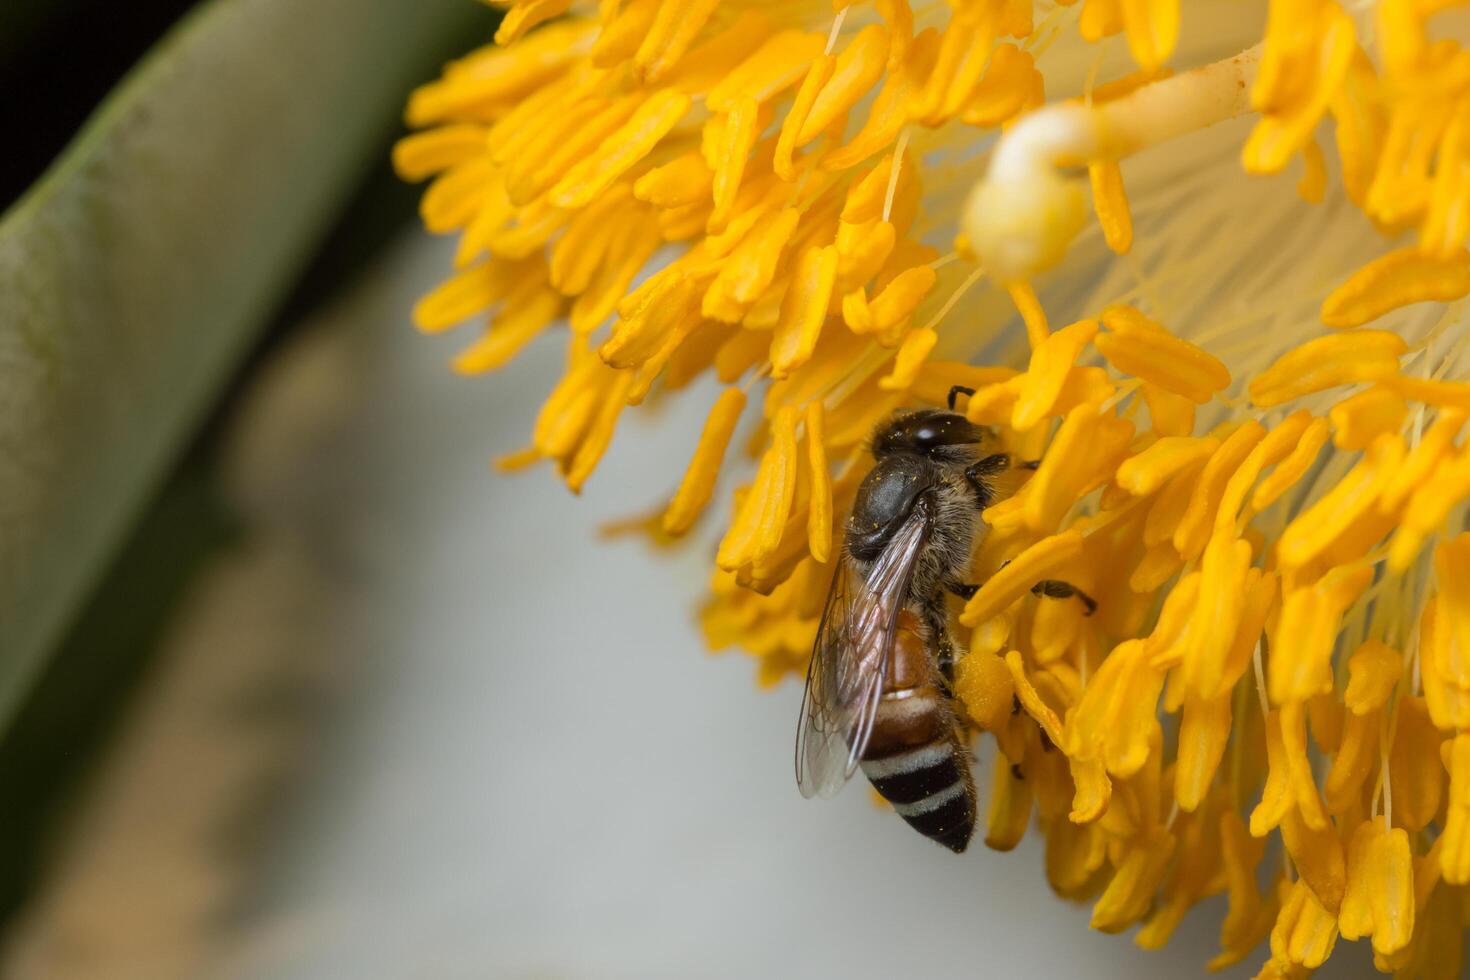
left=0, top=0, right=487, bottom=732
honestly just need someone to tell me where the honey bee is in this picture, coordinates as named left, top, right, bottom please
left=796, top=387, right=1095, bottom=852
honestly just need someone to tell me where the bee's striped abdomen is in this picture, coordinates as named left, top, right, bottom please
left=860, top=620, right=975, bottom=852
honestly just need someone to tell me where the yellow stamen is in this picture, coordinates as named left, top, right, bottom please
left=1249, top=330, right=1407, bottom=407
left=664, top=388, right=747, bottom=536
left=960, top=530, right=1085, bottom=626
left=1321, top=247, right=1470, bottom=328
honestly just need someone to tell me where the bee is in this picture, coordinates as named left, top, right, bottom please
left=796, top=387, right=1095, bottom=852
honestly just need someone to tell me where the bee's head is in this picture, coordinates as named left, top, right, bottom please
left=871, top=409, right=991, bottom=461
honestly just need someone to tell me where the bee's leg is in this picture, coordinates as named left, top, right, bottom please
left=947, top=385, right=976, bottom=411
left=963, top=454, right=1011, bottom=508
left=1031, top=579, right=1099, bottom=616
left=1019, top=459, right=1041, bottom=470
left=920, top=595, right=957, bottom=685
left=946, top=581, right=980, bottom=600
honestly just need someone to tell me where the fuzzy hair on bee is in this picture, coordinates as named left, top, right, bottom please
left=846, top=408, right=1013, bottom=662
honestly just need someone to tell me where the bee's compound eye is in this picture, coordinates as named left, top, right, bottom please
left=912, top=424, right=942, bottom=447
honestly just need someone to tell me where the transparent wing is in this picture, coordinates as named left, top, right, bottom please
left=795, top=501, right=933, bottom=799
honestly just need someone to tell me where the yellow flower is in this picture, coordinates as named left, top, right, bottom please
left=398, top=0, right=1470, bottom=973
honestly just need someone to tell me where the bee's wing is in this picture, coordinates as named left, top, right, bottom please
left=795, top=502, right=933, bottom=799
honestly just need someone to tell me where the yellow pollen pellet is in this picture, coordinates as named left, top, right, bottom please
left=1116, top=436, right=1219, bottom=496
left=664, top=388, right=747, bottom=536
left=1277, top=434, right=1403, bottom=568
left=805, top=402, right=833, bottom=563
left=1321, top=247, right=1470, bottom=329
left=879, top=328, right=938, bottom=391
left=706, top=29, right=826, bottom=113
left=1088, top=161, right=1134, bottom=254
left=1249, top=330, right=1407, bottom=407
left=1330, top=385, right=1407, bottom=451
left=798, top=24, right=889, bottom=144
left=1095, top=308, right=1231, bottom=404
left=769, top=245, right=839, bottom=379
left=954, top=649, right=1015, bottom=732
left=550, top=90, right=692, bottom=209
left=1012, top=320, right=1100, bottom=431
left=959, top=530, right=1086, bottom=627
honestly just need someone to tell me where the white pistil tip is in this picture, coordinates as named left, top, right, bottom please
left=961, top=168, right=1087, bottom=281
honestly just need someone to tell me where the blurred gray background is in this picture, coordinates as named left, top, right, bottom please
left=1, top=234, right=1383, bottom=979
